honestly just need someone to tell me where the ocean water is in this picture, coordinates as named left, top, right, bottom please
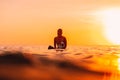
left=0, top=45, right=120, bottom=80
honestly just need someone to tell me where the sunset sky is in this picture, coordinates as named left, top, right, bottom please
left=1, top=0, right=120, bottom=45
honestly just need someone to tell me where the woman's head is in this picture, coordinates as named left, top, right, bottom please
left=57, top=28, right=62, bottom=36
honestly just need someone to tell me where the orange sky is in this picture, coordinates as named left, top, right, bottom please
left=0, top=0, right=120, bottom=45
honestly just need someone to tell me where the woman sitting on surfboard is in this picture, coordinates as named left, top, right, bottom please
left=54, top=28, right=67, bottom=49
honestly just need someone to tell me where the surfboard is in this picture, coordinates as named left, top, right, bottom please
left=48, top=45, right=54, bottom=49
left=55, top=49, right=65, bottom=52
left=48, top=45, right=65, bottom=51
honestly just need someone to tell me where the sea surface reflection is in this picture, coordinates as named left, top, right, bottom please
left=0, top=45, right=120, bottom=80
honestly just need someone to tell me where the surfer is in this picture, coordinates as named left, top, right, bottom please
left=54, top=28, right=67, bottom=49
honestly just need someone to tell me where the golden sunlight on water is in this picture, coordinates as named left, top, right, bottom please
left=117, top=58, right=120, bottom=71
left=102, top=57, right=120, bottom=80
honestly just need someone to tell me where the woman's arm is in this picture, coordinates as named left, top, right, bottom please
left=54, top=38, right=56, bottom=49
left=64, top=37, right=67, bottom=49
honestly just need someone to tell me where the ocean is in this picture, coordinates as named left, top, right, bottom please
left=0, top=45, right=120, bottom=80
